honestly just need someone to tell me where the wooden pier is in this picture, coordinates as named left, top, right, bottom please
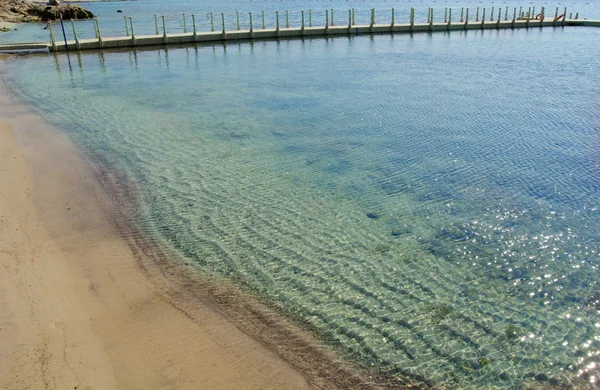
left=1, top=7, right=599, bottom=53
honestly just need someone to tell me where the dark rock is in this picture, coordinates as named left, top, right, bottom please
left=27, top=4, right=94, bottom=21
left=366, top=212, right=380, bottom=219
left=1, top=0, right=93, bottom=22
left=505, top=324, right=522, bottom=340
left=479, top=357, right=490, bottom=367
left=548, top=378, right=560, bottom=386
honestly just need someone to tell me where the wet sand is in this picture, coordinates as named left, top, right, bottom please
left=0, top=57, right=374, bottom=389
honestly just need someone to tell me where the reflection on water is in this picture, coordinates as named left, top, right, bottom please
left=8, top=27, right=600, bottom=388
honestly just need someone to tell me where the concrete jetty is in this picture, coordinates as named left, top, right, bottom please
left=1, top=6, right=599, bottom=53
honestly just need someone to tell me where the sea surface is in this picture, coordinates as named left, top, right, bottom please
left=5, top=10, right=600, bottom=389
left=0, top=0, right=599, bottom=43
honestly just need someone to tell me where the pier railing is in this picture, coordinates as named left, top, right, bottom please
left=3, top=6, right=599, bottom=53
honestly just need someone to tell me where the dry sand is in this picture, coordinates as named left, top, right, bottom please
left=0, top=57, right=373, bottom=389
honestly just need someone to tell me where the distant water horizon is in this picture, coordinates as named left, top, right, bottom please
left=5, top=16, right=600, bottom=389
left=1, top=0, right=600, bottom=43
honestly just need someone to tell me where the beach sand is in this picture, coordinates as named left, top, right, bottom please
left=0, top=57, right=371, bottom=389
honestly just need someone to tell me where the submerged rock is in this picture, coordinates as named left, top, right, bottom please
left=505, top=324, right=522, bottom=340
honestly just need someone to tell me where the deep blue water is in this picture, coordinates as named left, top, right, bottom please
left=5, top=18, right=600, bottom=389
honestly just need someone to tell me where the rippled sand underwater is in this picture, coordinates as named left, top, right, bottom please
left=8, top=27, right=600, bottom=388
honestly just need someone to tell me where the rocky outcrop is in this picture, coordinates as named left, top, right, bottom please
left=29, top=4, right=94, bottom=21
left=0, top=0, right=94, bottom=23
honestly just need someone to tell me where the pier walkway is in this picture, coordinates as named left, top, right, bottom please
left=1, top=7, right=599, bottom=53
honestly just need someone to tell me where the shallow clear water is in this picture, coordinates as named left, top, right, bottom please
left=6, top=26, right=600, bottom=388
left=1, top=0, right=599, bottom=43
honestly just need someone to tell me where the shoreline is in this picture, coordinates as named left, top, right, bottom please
left=0, top=56, right=377, bottom=389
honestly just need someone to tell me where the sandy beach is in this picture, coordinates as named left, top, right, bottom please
left=0, top=56, right=371, bottom=389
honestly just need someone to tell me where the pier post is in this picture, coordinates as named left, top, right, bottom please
left=496, top=10, right=500, bottom=27
left=505, top=7, right=508, bottom=21
left=575, top=13, right=579, bottom=20
left=444, top=8, right=447, bottom=23
left=352, top=8, right=355, bottom=25
left=569, top=12, right=572, bottom=19
left=48, top=22, right=57, bottom=51
left=301, top=10, right=305, bottom=32
left=476, top=7, right=479, bottom=22
left=93, top=17, right=98, bottom=39
left=70, top=20, right=80, bottom=50
left=512, top=8, right=516, bottom=27
left=465, top=8, right=469, bottom=27
left=210, top=13, right=214, bottom=32
left=309, top=10, right=312, bottom=27
left=162, top=16, right=167, bottom=43
left=554, top=7, right=559, bottom=23
left=481, top=9, right=485, bottom=27
left=237, top=11, right=240, bottom=30
left=129, top=17, right=136, bottom=45
left=562, top=7, right=567, bottom=26
left=370, top=8, right=374, bottom=30
left=540, top=7, right=545, bottom=24
left=448, top=8, right=452, bottom=28
left=410, top=8, right=414, bottom=30
left=429, top=8, right=433, bottom=29
left=348, top=10, right=351, bottom=31
left=192, top=14, right=197, bottom=38
left=491, top=7, right=494, bottom=21
left=286, top=10, right=289, bottom=28
left=391, top=8, right=395, bottom=27
left=519, top=7, right=522, bottom=18
left=249, top=12, right=253, bottom=37
left=154, top=14, right=159, bottom=35
left=262, top=10, right=265, bottom=29
left=182, top=14, right=187, bottom=33
left=532, top=7, right=536, bottom=18
left=526, top=8, right=530, bottom=28
left=276, top=11, right=279, bottom=35
left=460, top=8, right=464, bottom=22
left=94, top=18, right=103, bottom=48
left=331, top=9, right=334, bottom=26
left=124, top=15, right=130, bottom=36
left=221, top=13, right=225, bottom=38
left=326, top=10, right=329, bottom=33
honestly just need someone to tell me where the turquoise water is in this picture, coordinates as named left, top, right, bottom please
left=1, top=0, right=599, bottom=43
left=6, top=26, right=600, bottom=388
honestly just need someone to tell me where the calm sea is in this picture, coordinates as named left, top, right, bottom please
left=1, top=0, right=599, bottom=43
left=4, top=2, right=600, bottom=388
